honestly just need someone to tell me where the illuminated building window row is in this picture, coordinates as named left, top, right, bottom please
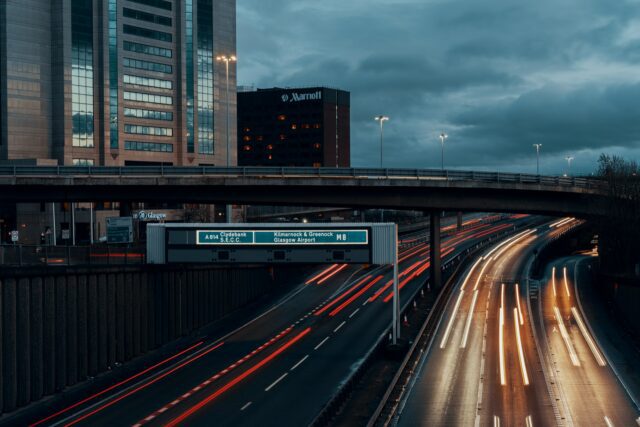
left=124, top=107, right=173, bottom=121
left=124, top=57, right=172, bottom=74
left=125, top=141, right=173, bottom=152
left=124, top=91, right=172, bottom=105
left=124, top=74, right=172, bottom=90
left=124, top=124, right=173, bottom=137
left=73, top=159, right=95, bottom=166
left=123, top=41, right=172, bottom=58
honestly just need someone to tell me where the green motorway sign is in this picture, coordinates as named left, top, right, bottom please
left=196, top=229, right=369, bottom=246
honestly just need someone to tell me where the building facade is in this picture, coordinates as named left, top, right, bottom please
left=0, top=0, right=237, bottom=243
left=0, top=0, right=237, bottom=167
left=238, top=87, right=350, bottom=167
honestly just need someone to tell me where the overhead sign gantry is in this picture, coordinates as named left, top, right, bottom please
left=147, top=223, right=403, bottom=344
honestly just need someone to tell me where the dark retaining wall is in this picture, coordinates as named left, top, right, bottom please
left=0, top=264, right=286, bottom=414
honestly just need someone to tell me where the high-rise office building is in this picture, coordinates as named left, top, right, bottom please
left=0, top=0, right=237, bottom=167
left=237, top=87, right=350, bottom=167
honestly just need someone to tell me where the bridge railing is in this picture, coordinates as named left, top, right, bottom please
left=0, top=166, right=605, bottom=189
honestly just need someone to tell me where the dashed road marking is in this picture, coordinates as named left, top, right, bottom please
left=314, top=336, right=330, bottom=350
left=241, top=401, right=252, bottom=411
left=334, top=321, right=346, bottom=333
left=265, top=373, right=288, bottom=392
left=291, top=355, right=309, bottom=371
left=349, top=308, right=360, bottom=318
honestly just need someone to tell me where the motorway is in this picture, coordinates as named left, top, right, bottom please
left=396, top=219, right=640, bottom=427
left=19, top=214, right=532, bottom=427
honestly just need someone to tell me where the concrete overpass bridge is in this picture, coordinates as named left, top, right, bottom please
left=0, top=166, right=608, bottom=217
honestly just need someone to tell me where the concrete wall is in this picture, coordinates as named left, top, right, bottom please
left=0, top=264, right=277, bottom=414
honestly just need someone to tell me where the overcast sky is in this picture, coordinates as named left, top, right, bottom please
left=237, top=0, right=640, bottom=175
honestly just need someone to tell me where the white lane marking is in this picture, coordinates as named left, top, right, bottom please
left=265, top=373, right=288, bottom=392
left=604, top=415, right=615, bottom=427
left=334, top=321, right=346, bottom=333
left=290, top=355, right=309, bottom=371
left=314, top=336, right=330, bottom=350
left=499, top=306, right=506, bottom=385
left=494, top=415, right=501, bottom=427
left=635, top=416, right=640, bottom=426
left=571, top=307, right=606, bottom=366
left=349, top=308, right=360, bottom=318
left=440, top=290, right=465, bottom=349
left=514, top=308, right=530, bottom=385
left=460, top=290, right=479, bottom=348
left=526, top=415, right=533, bottom=427
left=552, top=266, right=557, bottom=298
left=362, top=299, right=369, bottom=307
left=144, top=415, right=155, bottom=421
left=516, top=283, right=524, bottom=325
left=241, top=401, right=252, bottom=411
left=158, top=407, right=168, bottom=414
left=554, top=306, right=580, bottom=366
left=563, top=266, right=571, bottom=297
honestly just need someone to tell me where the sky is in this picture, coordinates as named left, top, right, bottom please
left=237, top=0, right=640, bottom=175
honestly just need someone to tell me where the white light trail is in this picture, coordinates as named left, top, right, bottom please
left=571, top=307, right=606, bottom=367
left=462, top=257, right=483, bottom=291
left=563, top=266, right=571, bottom=297
left=440, top=290, right=465, bottom=349
left=552, top=266, right=557, bottom=298
left=461, top=290, right=479, bottom=348
left=499, top=306, right=506, bottom=386
left=554, top=306, right=580, bottom=366
left=514, top=308, right=530, bottom=385
left=474, top=257, right=493, bottom=291
left=516, top=283, right=524, bottom=325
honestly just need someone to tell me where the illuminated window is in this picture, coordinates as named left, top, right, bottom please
left=279, top=134, right=286, bottom=141
left=243, top=145, right=252, bottom=151
left=313, top=162, right=322, bottom=168
left=268, top=154, right=273, bottom=160
left=257, top=135, right=264, bottom=142
left=302, top=124, right=311, bottom=129
left=243, top=135, right=252, bottom=142
left=291, top=124, right=297, bottom=130
left=277, top=114, right=286, bottom=121
left=243, top=127, right=251, bottom=132
left=313, top=143, right=321, bottom=149
left=266, top=144, right=273, bottom=150
left=314, top=124, right=322, bottom=129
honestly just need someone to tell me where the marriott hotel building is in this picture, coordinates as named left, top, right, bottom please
left=0, top=0, right=237, bottom=167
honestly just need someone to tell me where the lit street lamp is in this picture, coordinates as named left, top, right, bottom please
left=439, top=132, right=448, bottom=171
left=374, top=115, right=389, bottom=168
left=216, top=55, right=237, bottom=223
left=533, top=144, right=542, bottom=175
left=565, top=156, right=574, bottom=176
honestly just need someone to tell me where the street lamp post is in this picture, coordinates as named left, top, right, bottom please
left=439, top=132, right=448, bottom=171
left=216, top=55, right=237, bottom=223
left=374, top=116, right=389, bottom=222
left=533, top=144, right=542, bottom=175
left=565, top=156, right=574, bottom=176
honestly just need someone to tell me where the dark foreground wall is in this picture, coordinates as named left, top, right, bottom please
left=0, top=264, right=288, bottom=414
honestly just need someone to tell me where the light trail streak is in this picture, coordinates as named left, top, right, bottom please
left=440, top=290, right=465, bottom=349
left=514, top=308, right=530, bottom=385
left=516, top=283, right=524, bottom=325
left=460, top=290, right=479, bottom=348
left=552, top=266, right=557, bottom=298
left=571, top=307, right=606, bottom=366
left=554, top=306, right=580, bottom=366
left=563, top=266, right=571, bottom=297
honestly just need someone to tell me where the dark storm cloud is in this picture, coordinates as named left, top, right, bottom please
left=237, top=0, right=640, bottom=173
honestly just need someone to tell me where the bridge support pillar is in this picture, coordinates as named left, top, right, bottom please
left=430, top=212, right=442, bottom=290
left=457, top=212, right=463, bottom=231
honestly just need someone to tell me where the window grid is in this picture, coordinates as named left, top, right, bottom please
left=124, top=91, right=173, bottom=105
left=124, top=107, right=173, bottom=121
left=109, top=0, right=118, bottom=149
left=124, top=58, right=172, bottom=74
left=197, top=0, right=214, bottom=155
left=123, top=41, right=172, bottom=58
left=186, top=0, right=195, bottom=153
left=127, top=0, right=172, bottom=11
left=124, top=124, right=173, bottom=137
left=123, top=7, right=172, bottom=26
left=72, top=0, right=94, bottom=148
left=124, top=74, right=172, bottom=90
left=125, top=141, right=174, bottom=152
left=123, top=24, right=172, bottom=43
left=73, top=159, right=95, bottom=166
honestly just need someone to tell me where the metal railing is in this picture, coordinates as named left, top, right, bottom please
left=0, top=166, right=606, bottom=190
left=0, top=245, right=145, bottom=267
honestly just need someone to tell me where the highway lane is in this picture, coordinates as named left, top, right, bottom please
left=23, top=215, right=531, bottom=427
left=536, top=256, right=640, bottom=426
left=396, top=222, right=575, bottom=427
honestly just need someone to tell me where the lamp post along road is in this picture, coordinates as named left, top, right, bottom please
left=533, top=144, right=542, bottom=175
left=565, top=155, right=574, bottom=176
left=374, top=115, right=389, bottom=222
left=217, top=55, right=237, bottom=223
left=439, top=132, right=448, bottom=171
